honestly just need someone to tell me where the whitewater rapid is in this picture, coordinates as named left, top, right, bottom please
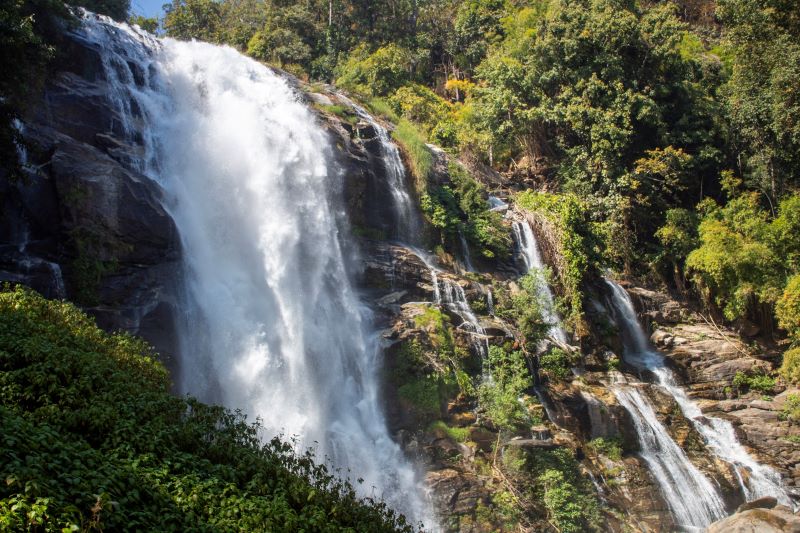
left=77, top=12, right=433, bottom=527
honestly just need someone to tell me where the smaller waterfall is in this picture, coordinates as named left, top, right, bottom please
left=408, top=247, right=487, bottom=358
left=512, top=220, right=568, bottom=344
left=440, top=277, right=488, bottom=358
left=488, top=195, right=508, bottom=212
left=339, top=95, right=421, bottom=243
left=612, top=379, right=728, bottom=527
left=458, top=230, right=475, bottom=272
left=605, top=279, right=793, bottom=508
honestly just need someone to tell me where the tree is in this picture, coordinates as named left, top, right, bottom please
left=163, top=0, right=223, bottom=42
left=718, top=0, right=800, bottom=201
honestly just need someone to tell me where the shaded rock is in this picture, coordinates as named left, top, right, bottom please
left=737, top=496, right=778, bottom=513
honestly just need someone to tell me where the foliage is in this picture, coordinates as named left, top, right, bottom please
left=732, top=370, right=776, bottom=394
left=655, top=208, right=699, bottom=271
left=420, top=161, right=511, bottom=262
left=686, top=190, right=800, bottom=321
left=477, top=345, right=532, bottom=429
left=391, top=118, right=433, bottom=189
left=427, top=420, right=470, bottom=442
left=0, top=285, right=414, bottom=532
left=779, top=347, right=800, bottom=386
left=538, top=348, right=575, bottom=381
left=588, top=437, right=623, bottom=461
left=129, top=14, right=158, bottom=33
left=516, top=191, right=603, bottom=328
left=472, top=0, right=723, bottom=266
left=163, top=0, right=222, bottom=43
left=718, top=0, right=800, bottom=200
left=336, top=44, right=414, bottom=97
left=777, top=274, right=800, bottom=341
left=509, top=447, right=602, bottom=533
left=780, top=393, right=800, bottom=424
left=495, top=273, right=548, bottom=350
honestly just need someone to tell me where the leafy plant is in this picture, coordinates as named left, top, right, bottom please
left=477, top=345, right=532, bottom=429
left=0, top=285, right=415, bottom=532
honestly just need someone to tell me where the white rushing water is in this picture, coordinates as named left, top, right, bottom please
left=76, top=13, right=432, bottom=526
left=339, top=95, right=422, bottom=244
left=458, top=230, right=475, bottom=272
left=605, top=279, right=794, bottom=513
left=612, top=376, right=727, bottom=527
left=512, top=220, right=568, bottom=344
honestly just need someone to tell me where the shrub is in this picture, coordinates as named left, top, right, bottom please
left=777, top=274, right=800, bottom=341
left=588, top=437, right=623, bottom=461
left=477, top=346, right=532, bottom=429
left=336, top=44, right=413, bottom=97
left=732, top=370, right=776, bottom=394
left=0, top=285, right=414, bottom=532
left=538, top=348, right=575, bottom=381
left=780, top=347, right=800, bottom=385
left=780, top=393, right=800, bottom=424
left=392, top=118, right=433, bottom=185
left=495, top=273, right=549, bottom=349
left=515, top=191, right=604, bottom=330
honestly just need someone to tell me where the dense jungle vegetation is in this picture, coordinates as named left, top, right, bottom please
left=0, top=286, right=415, bottom=531
left=149, top=0, right=799, bottom=372
left=4, top=0, right=798, bottom=355
left=1, top=0, right=799, bottom=530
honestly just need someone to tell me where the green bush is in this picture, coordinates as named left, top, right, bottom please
left=780, top=347, right=800, bottom=385
left=495, top=273, right=549, bottom=349
left=398, top=376, right=442, bottom=420
left=477, top=346, right=531, bottom=429
left=511, top=447, right=601, bottom=533
left=515, top=191, right=604, bottom=331
left=780, top=393, right=800, bottom=424
left=427, top=420, right=470, bottom=442
left=732, top=370, right=776, bottom=394
left=0, top=285, right=414, bottom=532
left=392, top=118, right=433, bottom=186
left=336, top=44, right=413, bottom=97
left=588, top=437, right=623, bottom=461
left=777, top=274, right=800, bottom=341
left=539, top=348, right=575, bottom=381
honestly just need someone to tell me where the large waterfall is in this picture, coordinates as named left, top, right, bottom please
left=77, top=13, right=431, bottom=526
left=605, top=279, right=793, bottom=525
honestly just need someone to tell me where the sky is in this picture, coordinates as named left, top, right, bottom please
left=130, top=0, right=167, bottom=19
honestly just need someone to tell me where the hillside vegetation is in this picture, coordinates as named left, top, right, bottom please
left=0, top=285, right=414, bottom=532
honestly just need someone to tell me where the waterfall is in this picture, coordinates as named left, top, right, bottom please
left=75, top=13, right=432, bottom=526
left=458, top=230, right=475, bottom=272
left=440, top=278, right=488, bottom=359
left=511, top=220, right=568, bottom=344
left=612, top=379, right=727, bottom=527
left=339, top=95, right=422, bottom=244
left=605, top=279, right=793, bottom=512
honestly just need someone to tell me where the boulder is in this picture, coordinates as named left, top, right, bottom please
left=706, top=507, right=800, bottom=533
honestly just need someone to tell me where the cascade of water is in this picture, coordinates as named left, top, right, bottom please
left=74, top=13, right=432, bottom=526
left=440, top=278, right=488, bottom=359
left=339, top=95, right=422, bottom=243
left=488, top=195, right=508, bottom=212
left=613, top=380, right=728, bottom=527
left=605, top=279, right=793, bottom=510
left=511, top=220, right=568, bottom=344
left=486, top=289, right=494, bottom=315
left=458, top=230, right=475, bottom=272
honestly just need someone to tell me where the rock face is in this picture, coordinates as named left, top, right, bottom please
left=631, top=287, right=800, bottom=494
left=707, top=498, right=800, bottom=533
left=1, top=23, right=181, bottom=359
